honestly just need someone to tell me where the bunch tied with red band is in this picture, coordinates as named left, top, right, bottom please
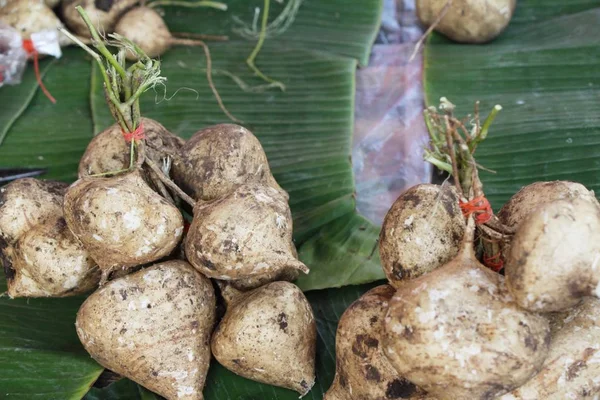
left=22, top=39, right=56, bottom=104
left=459, top=196, right=493, bottom=224
left=122, top=123, right=145, bottom=143
left=483, top=252, right=504, bottom=272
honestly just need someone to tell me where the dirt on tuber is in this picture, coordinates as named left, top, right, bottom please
left=0, top=178, right=67, bottom=245
left=505, top=197, right=600, bottom=312
left=383, top=219, right=551, bottom=400
left=78, top=117, right=184, bottom=178
left=172, top=123, right=285, bottom=202
left=500, top=297, right=600, bottom=399
left=325, top=285, right=425, bottom=400
left=379, top=184, right=465, bottom=287
left=64, top=170, right=184, bottom=280
left=76, top=260, right=215, bottom=400
left=185, top=182, right=306, bottom=281
left=211, top=281, right=316, bottom=395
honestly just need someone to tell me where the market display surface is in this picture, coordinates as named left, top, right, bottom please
left=0, top=0, right=599, bottom=399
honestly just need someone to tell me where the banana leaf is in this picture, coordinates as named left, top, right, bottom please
left=0, top=0, right=383, bottom=398
left=424, top=0, right=600, bottom=208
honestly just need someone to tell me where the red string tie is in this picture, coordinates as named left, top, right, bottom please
left=459, top=196, right=493, bottom=225
left=122, top=123, right=145, bottom=143
left=483, top=252, right=504, bottom=272
left=22, top=39, right=56, bottom=104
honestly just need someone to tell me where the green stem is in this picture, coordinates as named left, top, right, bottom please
left=246, top=0, right=285, bottom=91
left=424, top=154, right=453, bottom=173
left=58, top=28, right=129, bottom=131
left=124, top=81, right=153, bottom=109
left=479, top=105, right=502, bottom=141
left=470, top=105, right=502, bottom=153
left=75, top=6, right=127, bottom=79
left=148, top=0, right=228, bottom=10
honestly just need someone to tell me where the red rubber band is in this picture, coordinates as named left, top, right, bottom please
left=459, top=196, right=493, bottom=225
left=483, top=252, right=504, bottom=272
left=122, top=123, right=145, bottom=143
left=22, top=39, right=56, bottom=104
left=183, top=221, right=191, bottom=235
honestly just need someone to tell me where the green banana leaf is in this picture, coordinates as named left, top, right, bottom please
left=0, top=280, right=102, bottom=400
left=424, top=0, right=600, bottom=208
left=1, top=0, right=385, bottom=292
left=82, top=282, right=380, bottom=400
left=85, top=378, right=159, bottom=400
left=0, top=0, right=384, bottom=398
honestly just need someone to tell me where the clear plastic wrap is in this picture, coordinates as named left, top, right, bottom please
left=0, top=22, right=28, bottom=87
left=353, top=0, right=430, bottom=226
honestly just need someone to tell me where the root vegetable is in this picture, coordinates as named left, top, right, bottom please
left=500, top=297, right=600, bottom=399
left=228, top=266, right=300, bottom=291
left=379, top=184, right=465, bottom=287
left=0, top=178, right=67, bottom=245
left=78, top=117, right=184, bottom=178
left=172, top=124, right=285, bottom=202
left=498, top=181, right=598, bottom=257
left=7, top=216, right=99, bottom=297
left=383, top=219, right=551, bottom=400
left=63, top=170, right=184, bottom=279
left=113, top=6, right=171, bottom=60
left=113, top=7, right=240, bottom=122
left=61, top=0, right=139, bottom=38
left=76, top=260, right=215, bottom=400
left=505, top=198, right=600, bottom=312
left=498, top=181, right=597, bottom=230
left=1, top=0, right=72, bottom=47
left=416, top=0, right=516, bottom=43
left=325, top=285, right=425, bottom=400
left=211, top=281, right=316, bottom=395
left=185, top=183, right=306, bottom=280
left=226, top=245, right=300, bottom=291
left=77, top=117, right=186, bottom=202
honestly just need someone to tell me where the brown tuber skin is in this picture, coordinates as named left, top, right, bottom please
left=8, top=216, right=100, bottom=298
left=500, top=298, right=600, bottom=399
left=379, top=184, right=465, bottom=287
left=505, top=198, right=600, bottom=312
left=227, top=266, right=300, bottom=291
left=76, top=260, right=215, bottom=400
left=185, top=183, right=307, bottom=281
left=61, top=0, right=139, bottom=38
left=211, top=281, right=316, bottom=395
left=0, top=178, right=67, bottom=245
left=498, top=180, right=598, bottom=257
left=416, top=0, right=516, bottom=44
left=383, top=220, right=551, bottom=400
left=0, top=178, right=100, bottom=297
left=113, top=6, right=172, bottom=60
left=498, top=181, right=598, bottom=230
left=172, top=124, right=285, bottom=202
left=325, top=285, right=425, bottom=400
left=64, top=170, right=184, bottom=277
left=78, top=118, right=184, bottom=178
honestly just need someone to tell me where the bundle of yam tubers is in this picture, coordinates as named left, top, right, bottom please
left=0, top=10, right=315, bottom=400
left=325, top=100, right=600, bottom=400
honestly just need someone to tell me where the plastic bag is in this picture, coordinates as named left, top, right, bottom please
left=353, top=0, right=430, bottom=226
left=0, top=22, right=28, bottom=87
